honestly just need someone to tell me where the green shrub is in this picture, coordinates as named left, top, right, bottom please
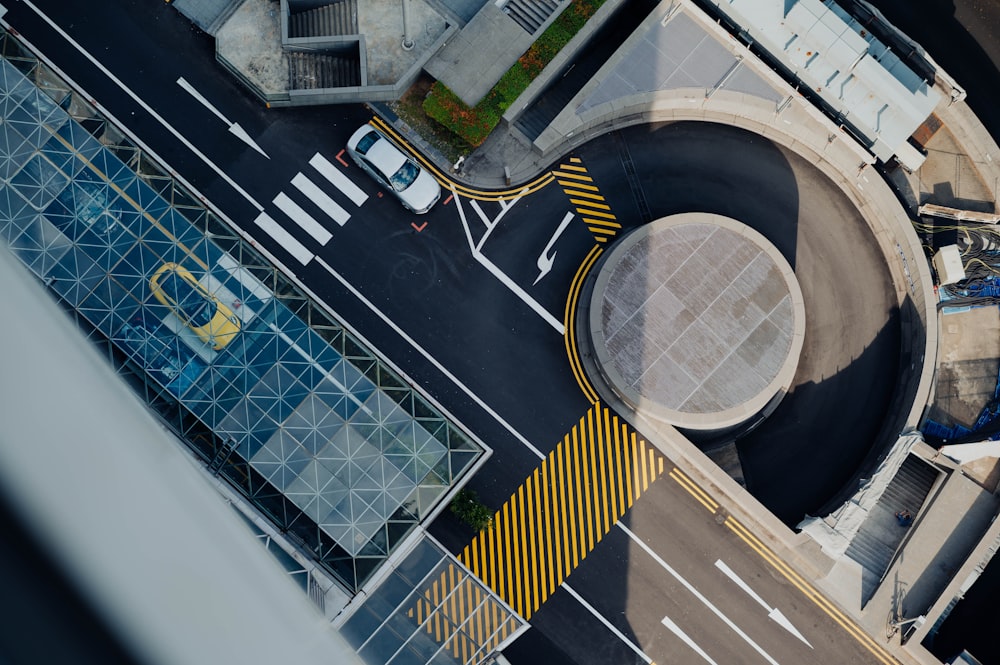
left=450, top=488, right=494, bottom=532
left=422, top=0, right=606, bottom=147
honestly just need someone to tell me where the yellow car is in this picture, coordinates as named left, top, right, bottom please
left=150, top=263, right=240, bottom=350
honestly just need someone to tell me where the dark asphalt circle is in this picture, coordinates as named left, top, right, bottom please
left=579, top=121, right=903, bottom=525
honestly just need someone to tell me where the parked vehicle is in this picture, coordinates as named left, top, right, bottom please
left=149, top=262, right=240, bottom=350
left=346, top=123, right=441, bottom=214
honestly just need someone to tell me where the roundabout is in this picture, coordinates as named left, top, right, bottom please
left=587, top=212, right=805, bottom=432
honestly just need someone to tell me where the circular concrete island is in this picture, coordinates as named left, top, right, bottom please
left=588, top=213, right=805, bottom=431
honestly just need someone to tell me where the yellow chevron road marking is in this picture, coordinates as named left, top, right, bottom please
left=459, top=404, right=666, bottom=620
left=554, top=158, right=621, bottom=244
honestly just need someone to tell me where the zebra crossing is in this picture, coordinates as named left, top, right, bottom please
left=252, top=151, right=370, bottom=265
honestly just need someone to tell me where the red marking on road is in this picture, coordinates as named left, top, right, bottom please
left=335, top=149, right=349, bottom=167
left=411, top=221, right=428, bottom=232
left=443, top=193, right=454, bottom=206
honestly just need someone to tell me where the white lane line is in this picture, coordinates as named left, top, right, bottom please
left=452, top=186, right=564, bottom=334
left=14, top=0, right=263, bottom=211
left=714, top=560, right=813, bottom=648
left=313, top=256, right=653, bottom=663
left=661, top=615, right=719, bottom=665
left=313, top=258, right=546, bottom=455
left=309, top=153, right=368, bottom=206
left=253, top=212, right=313, bottom=265
left=176, top=77, right=269, bottom=158
left=292, top=173, right=350, bottom=226
left=273, top=192, right=332, bottom=245
left=563, top=584, right=653, bottom=664
left=617, top=523, right=782, bottom=665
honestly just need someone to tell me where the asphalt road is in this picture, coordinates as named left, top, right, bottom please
left=0, top=2, right=905, bottom=664
left=576, top=123, right=901, bottom=525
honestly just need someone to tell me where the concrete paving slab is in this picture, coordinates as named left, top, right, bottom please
left=927, top=307, right=1000, bottom=429
left=423, top=3, right=534, bottom=106
left=358, top=0, right=447, bottom=84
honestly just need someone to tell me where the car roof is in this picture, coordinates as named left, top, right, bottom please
left=365, top=136, right=407, bottom=178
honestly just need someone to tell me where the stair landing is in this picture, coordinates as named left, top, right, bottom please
left=424, top=3, right=539, bottom=106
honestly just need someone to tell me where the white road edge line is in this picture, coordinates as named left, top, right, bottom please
left=17, top=0, right=264, bottom=211
left=313, top=257, right=547, bottom=459
left=617, top=523, right=782, bottom=665
left=8, top=8, right=672, bottom=660
left=661, top=615, right=719, bottom=665
left=315, top=255, right=662, bottom=663
left=563, top=584, right=653, bottom=665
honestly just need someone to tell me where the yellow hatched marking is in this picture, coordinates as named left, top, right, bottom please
left=542, top=459, right=558, bottom=596
left=557, top=179, right=599, bottom=190
left=584, top=217, right=622, bottom=228
left=578, top=208, right=617, bottom=220
left=564, top=189, right=605, bottom=201
left=588, top=226, right=618, bottom=236
left=570, top=157, right=582, bottom=163
left=571, top=198, right=610, bottom=210
left=515, top=483, right=528, bottom=617
left=600, top=409, right=614, bottom=531
left=575, top=418, right=595, bottom=555
left=552, top=171, right=594, bottom=181
left=528, top=468, right=543, bottom=616
left=555, top=159, right=621, bottom=243
left=458, top=405, right=667, bottom=620
left=503, top=500, right=515, bottom=608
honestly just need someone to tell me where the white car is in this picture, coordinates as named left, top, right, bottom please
left=346, top=124, right=442, bottom=214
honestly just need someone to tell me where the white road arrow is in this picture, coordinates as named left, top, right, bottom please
left=714, top=559, right=813, bottom=649
left=176, top=77, right=269, bottom=159
left=534, top=211, right=574, bottom=285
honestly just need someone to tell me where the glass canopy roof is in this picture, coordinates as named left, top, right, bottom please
left=0, top=36, right=486, bottom=592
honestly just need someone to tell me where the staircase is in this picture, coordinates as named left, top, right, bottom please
left=845, top=455, right=940, bottom=604
left=289, top=51, right=361, bottom=90
left=501, top=0, right=561, bottom=34
left=288, top=0, right=357, bottom=38
left=514, top=69, right=577, bottom=140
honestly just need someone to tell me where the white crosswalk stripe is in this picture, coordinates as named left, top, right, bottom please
left=309, top=153, right=369, bottom=206
left=291, top=172, right=350, bottom=226
left=257, top=153, right=370, bottom=260
left=273, top=192, right=332, bottom=245
left=253, top=212, right=314, bottom=265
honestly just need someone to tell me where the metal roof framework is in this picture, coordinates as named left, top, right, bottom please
left=0, top=32, right=486, bottom=593
left=703, top=0, right=940, bottom=167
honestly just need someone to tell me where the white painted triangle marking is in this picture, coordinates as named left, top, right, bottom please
left=229, top=123, right=269, bottom=159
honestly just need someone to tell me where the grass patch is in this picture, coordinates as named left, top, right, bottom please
left=389, top=75, right=471, bottom=163
left=423, top=0, right=605, bottom=148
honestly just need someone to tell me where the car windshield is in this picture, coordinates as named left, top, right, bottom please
left=160, top=271, right=214, bottom=327
left=355, top=130, right=379, bottom=155
left=390, top=161, right=419, bottom=191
